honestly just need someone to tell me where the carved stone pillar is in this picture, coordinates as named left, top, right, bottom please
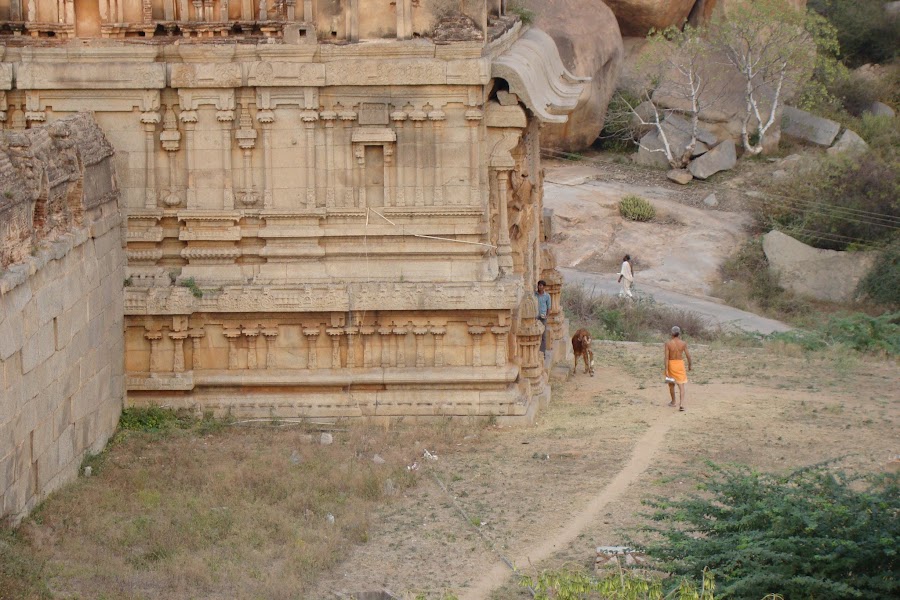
left=188, top=328, right=205, bottom=370
left=192, top=0, right=201, bottom=20
left=145, top=330, right=163, bottom=376
left=243, top=326, right=259, bottom=369
left=466, top=108, right=483, bottom=205
left=180, top=109, right=198, bottom=208
left=303, top=327, right=319, bottom=369
left=429, top=107, right=446, bottom=205
left=170, top=330, right=187, bottom=374
left=338, top=106, right=357, bottom=207
left=393, top=324, right=408, bottom=368
left=141, top=111, right=160, bottom=209
left=261, top=327, right=278, bottom=368
left=284, top=0, right=294, bottom=19
left=303, top=0, right=311, bottom=20
left=203, top=0, right=213, bottom=20
left=345, top=326, right=359, bottom=368
left=390, top=107, right=407, bottom=206
left=301, top=109, right=318, bottom=209
left=495, top=169, right=514, bottom=274
left=257, top=0, right=266, bottom=19
left=217, top=107, right=235, bottom=210
left=413, top=325, right=429, bottom=368
left=541, top=268, right=564, bottom=348
left=326, top=327, right=343, bottom=369
left=492, top=326, right=510, bottom=367
left=160, top=106, right=182, bottom=208
left=236, top=106, right=258, bottom=206
left=378, top=325, right=393, bottom=368
left=224, top=327, right=242, bottom=370
left=321, top=109, right=337, bottom=207
left=257, top=109, right=274, bottom=208
left=359, top=325, right=375, bottom=368
left=430, top=325, right=445, bottom=367
left=219, top=0, right=227, bottom=20
left=516, top=296, right=544, bottom=393
left=468, top=325, right=485, bottom=367
left=409, top=106, right=427, bottom=206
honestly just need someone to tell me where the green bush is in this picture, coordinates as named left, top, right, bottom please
left=642, top=463, right=900, bottom=599
left=858, top=240, right=900, bottom=308
left=619, top=195, right=656, bottom=222
left=769, top=311, right=900, bottom=355
left=520, top=566, right=717, bottom=600
left=763, top=151, right=899, bottom=251
left=808, top=0, right=900, bottom=68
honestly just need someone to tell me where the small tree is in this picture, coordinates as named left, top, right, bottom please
left=609, top=25, right=723, bottom=169
left=710, top=0, right=832, bottom=155
left=641, top=462, right=900, bottom=599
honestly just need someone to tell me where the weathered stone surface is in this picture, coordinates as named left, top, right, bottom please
left=604, top=0, right=697, bottom=36
left=781, top=106, right=841, bottom=147
left=667, top=169, right=693, bottom=185
left=520, top=0, right=625, bottom=151
left=867, top=101, right=896, bottom=118
left=703, top=193, right=719, bottom=207
left=763, top=230, right=875, bottom=303
left=688, top=139, right=736, bottom=179
left=827, top=128, right=868, bottom=156
left=634, top=130, right=671, bottom=168
left=1, top=116, right=123, bottom=524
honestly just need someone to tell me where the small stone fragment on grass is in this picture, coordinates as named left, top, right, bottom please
left=373, top=454, right=386, bottom=464
left=326, top=513, right=335, bottom=524
left=289, top=450, right=301, bottom=464
left=320, top=432, right=333, bottom=445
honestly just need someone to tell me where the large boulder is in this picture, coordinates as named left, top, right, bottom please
left=762, top=230, right=875, bottom=303
left=521, top=0, right=625, bottom=152
left=688, top=139, right=736, bottom=179
left=603, top=0, right=697, bottom=36
left=781, top=106, right=841, bottom=147
left=827, top=128, right=868, bottom=156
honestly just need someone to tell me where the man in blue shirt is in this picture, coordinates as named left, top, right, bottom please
left=536, top=279, right=551, bottom=355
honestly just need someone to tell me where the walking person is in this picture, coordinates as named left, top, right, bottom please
left=618, top=254, right=634, bottom=299
left=665, top=326, right=692, bottom=411
left=536, top=279, right=551, bottom=356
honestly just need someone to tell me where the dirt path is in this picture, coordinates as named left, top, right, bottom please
left=461, top=416, right=673, bottom=600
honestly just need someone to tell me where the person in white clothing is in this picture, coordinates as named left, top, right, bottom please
left=618, top=254, right=634, bottom=298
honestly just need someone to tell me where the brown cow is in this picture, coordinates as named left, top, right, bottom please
left=572, top=328, right=594, bottom=376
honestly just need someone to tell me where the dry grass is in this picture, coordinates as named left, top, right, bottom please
left=562, top=283, right=717, bottom=342
left=2, top=414, right=486, bottom=600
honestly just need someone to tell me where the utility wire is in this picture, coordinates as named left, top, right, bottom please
left=540, top=148, right=900, bottom=226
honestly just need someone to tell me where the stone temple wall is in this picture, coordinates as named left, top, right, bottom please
left=0, top=113, right=125, bottom=524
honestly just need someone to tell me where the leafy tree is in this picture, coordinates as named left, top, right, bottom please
left=709, top=0, right=837, bottom=155
left=641, top=463, right=899, bottom=599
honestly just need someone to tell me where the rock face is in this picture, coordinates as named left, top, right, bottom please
left=827, top=129, right=868, bottom=156
left=667, top=169, right=693, bottom=185
left=522, top=0, right=625, bottom=151
left=763, top=230, right=875, bottom=303
left=689, top=139, right=736, bottom=179
left=867, top=101, right=896, bottom=118
left=604, top=0, right=697, bottom=36
left=781, top=106, right=841, bottom=147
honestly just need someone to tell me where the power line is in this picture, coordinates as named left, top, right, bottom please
left=540, top=148, right=900, bottom=227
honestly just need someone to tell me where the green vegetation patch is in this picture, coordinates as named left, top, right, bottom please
left=619, top=195, right=656, bottom=222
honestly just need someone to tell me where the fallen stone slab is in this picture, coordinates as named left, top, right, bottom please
left=762, top=230, right=876, bottom=303
left=667, top=169, right=693, bottom=185
left=634, top=130, right=671, bottom=169
left=688, top=139, right=736, bottom=180
left=827, top=128, right=868, bottom=156
left=781, top=106, right=840, bottom=147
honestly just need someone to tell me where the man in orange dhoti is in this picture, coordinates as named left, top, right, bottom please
left=665, top=326, right=692, bottom=411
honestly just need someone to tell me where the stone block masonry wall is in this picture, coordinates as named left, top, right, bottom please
left=0, top=114, right=125, bottom=524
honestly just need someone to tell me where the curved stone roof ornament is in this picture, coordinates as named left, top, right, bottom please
left=491, top=28, right=591, bottom=124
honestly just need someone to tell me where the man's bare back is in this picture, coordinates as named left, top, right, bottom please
left=665, top=338, right=691, bottom=364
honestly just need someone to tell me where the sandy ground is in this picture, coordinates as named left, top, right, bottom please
left=310, top=342, right=898, bottom=599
